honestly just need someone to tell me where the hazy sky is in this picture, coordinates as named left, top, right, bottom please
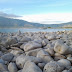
left=0, top=0, right=72, bottom=24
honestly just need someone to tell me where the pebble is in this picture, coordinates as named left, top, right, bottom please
left=0, top=30, right=72, bottom=72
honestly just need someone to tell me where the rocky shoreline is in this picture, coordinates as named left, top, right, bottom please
left=0, top=30, right=72, bottom=72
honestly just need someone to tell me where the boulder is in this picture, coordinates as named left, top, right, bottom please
left=43, top=61, right=64, bottom=72
left=37, top=50, right=53, bottom=63
left=0, top=63, right=8, bottom=71
left=16, top=54, right=42, bottom=69
left=45, top=34, right=56, bottom=40
left=54, top=40, right=69, bottom=54
left=20, top=43, right=27, bottom=49
left=34, top=39, right=42, bottom=44
left=24, top=41, right=42, bottom=52
left=8, top=62, right=18, bottom=72
left=5, top=37, right=18, bottom=46
left=22, top=61, right=42, bottom=72
left=10, top=50, right=24, bottom=56
left=20, top=37, right=31, bottom=42
left=54, top=53, right=66, bottom=61
left=26, top=48, right=42, bottom=56
left=1, top=53, right=14, bottom=62
left=42, top=39, right=49, bottom=46
left=58, top=59, right=71, bottom=67
left=45, top=48, right=54, bottom=56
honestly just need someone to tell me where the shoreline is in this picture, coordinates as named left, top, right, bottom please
left=0, top=28, right=72, bottom=33
left=0, top=27, right=72, bottom=29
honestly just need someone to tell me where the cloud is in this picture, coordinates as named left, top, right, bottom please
left=0, top=11, right=21, bottom=18
left=0, top=8, right=22, bottom=18
left=18, top=13, right=72, bottom=24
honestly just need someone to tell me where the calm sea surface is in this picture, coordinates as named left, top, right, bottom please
left=0, top=28, right=72, bottom=33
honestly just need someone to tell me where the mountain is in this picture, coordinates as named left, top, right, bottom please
left=0, top=16, right=72, bottom=28
left=61, top=22, right=72, bottom=28
left=0, top=16, right=45, bottom=28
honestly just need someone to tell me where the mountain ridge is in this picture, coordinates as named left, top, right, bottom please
left=0, top=16, right=72, bottom=28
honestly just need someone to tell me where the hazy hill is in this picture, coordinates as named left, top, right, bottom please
left=0, top=16, right=72, bottom=28
left=0, top=16, right=45, bottom=28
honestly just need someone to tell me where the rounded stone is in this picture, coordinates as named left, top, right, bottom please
left=54, top=40, right=69, bottom=54
left=58, top=59, right=71, bottom=67
left=8, top=62, right=18, bottom=72
left=43, top=61, right=64, bottom=72
left=1, top=53, right=14, bottom=62
left=22, top=61, right=42, bottom=72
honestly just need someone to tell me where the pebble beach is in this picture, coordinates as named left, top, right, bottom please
left=0, top=30, right=72, bottom=72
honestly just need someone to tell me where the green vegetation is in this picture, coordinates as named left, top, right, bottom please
left=62, top=27, right=72, bottom=28
left=48, top=27, right=51, bottom=28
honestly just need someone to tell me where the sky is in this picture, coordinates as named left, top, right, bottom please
left=0, top=0, right=72, bottom=24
